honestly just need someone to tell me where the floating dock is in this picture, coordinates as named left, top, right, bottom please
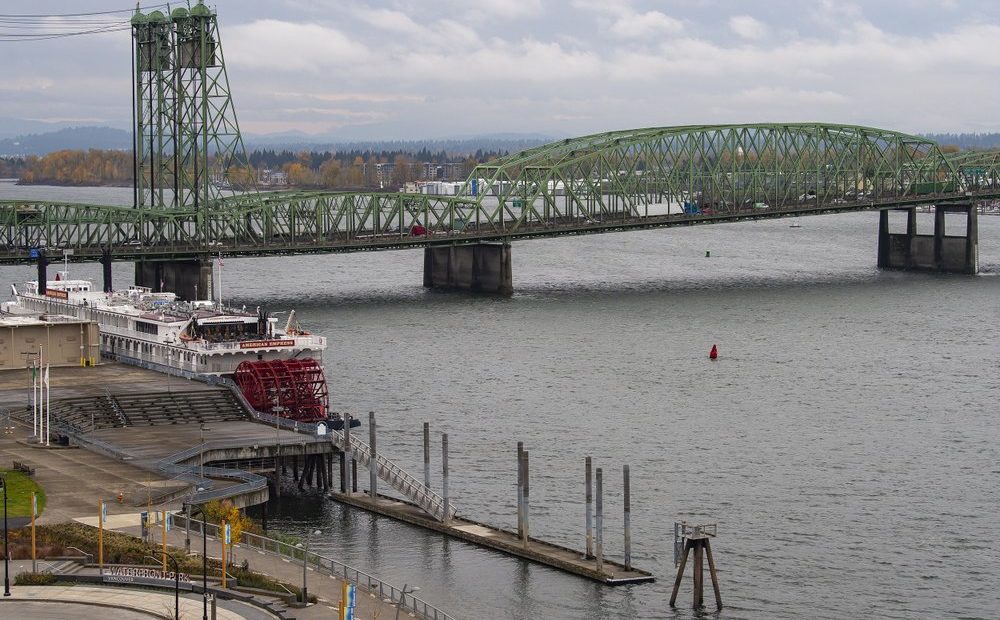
left=330, top=490, right=655, bottom=585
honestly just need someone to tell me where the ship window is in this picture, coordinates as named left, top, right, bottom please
left=135, top=321, right=158, bottom=335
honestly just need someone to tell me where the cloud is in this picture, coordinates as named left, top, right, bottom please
left=735, top=86, right=847, bottom=105
left=225, top=20, right=369, bottom=72
left=729, top=16, right=768, bottom=40
left=610, top=10, right=684, bottom=38
left=464, top=0, right=543, bottom=19
left=353, top=8, right=424, bottom=35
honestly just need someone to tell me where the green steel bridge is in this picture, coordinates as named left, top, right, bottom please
left=1, top=2, right=996, bottom=288
left=2, top=124, right=998, bottom=265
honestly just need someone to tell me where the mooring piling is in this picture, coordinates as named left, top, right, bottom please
left=595, top=467, right=604, bottom=572
left=423, top=422, right=431, bottom=489
left=585, top=456, right=593, bottom=559
left=521, top=450, right=530, bottom=547
left=343, top=412, right=352, bottom=495
left=442, top=432, right=450, bottom=523
left=368, top=411, right=377, bottom=502
left=517, top=442, right=524, bottom=538
left=623, top=464, right=631, bottom=571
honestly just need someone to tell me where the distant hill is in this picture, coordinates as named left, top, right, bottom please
left=921, top=133, right=1000, bottom=150
left=244, top=133, right=556, bottom=156
left=0, top=126, right=131, bottom=156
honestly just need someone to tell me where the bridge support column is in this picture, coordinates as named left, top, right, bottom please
left=423, top=243, right=513, bottom=295
left=36, top=250, right=48, bottom=289
left=134, top=258, right=213, bottom=300
left=877, top=205, right=978, bottom=274
left=100, top=248, right=113, bottom=293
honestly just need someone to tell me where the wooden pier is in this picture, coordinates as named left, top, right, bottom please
left=329, top=490, right=655, bottom=585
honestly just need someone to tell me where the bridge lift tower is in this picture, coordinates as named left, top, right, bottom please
left=130, top=2, right=254, bottom=297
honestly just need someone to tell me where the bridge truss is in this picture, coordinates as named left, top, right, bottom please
left=2, top=124, right=999, bottom=264
left=3, top=2, right=1000, bottom=264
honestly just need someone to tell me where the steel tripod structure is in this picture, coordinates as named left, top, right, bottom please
left=2, top=2, right=999, bottom=265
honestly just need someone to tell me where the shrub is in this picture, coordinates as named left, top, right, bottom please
left=15, top=572, right=57, bottom=585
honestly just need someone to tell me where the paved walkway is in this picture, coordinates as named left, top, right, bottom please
left=0, top=584, right=275, bottom=620
left=77, top=512, right=403, bottom=619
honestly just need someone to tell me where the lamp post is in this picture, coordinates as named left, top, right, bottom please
left=395, top=584, right=420, bottom=620
left=201, top=500, right=208, bottom=620
left=145, top=554, right=179, bottom=620
left=298, top=529, right=321, bottom=604
left=2, top=476, right=10, bottom=597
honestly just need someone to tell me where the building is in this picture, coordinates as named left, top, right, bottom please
left=0, top=315, right=100, bottom=369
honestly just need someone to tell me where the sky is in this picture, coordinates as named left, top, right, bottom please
left=1, top=0, right=999, bottom=140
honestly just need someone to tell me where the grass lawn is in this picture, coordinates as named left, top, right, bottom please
left=0, top=469, right=45, bottom=518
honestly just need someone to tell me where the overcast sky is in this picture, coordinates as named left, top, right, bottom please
left=2, top=0, right=998, bottom=139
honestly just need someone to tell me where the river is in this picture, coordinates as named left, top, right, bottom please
left=2, top=182, right=998, bottom=619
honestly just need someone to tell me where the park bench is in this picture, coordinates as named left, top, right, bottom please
left=12, top=460, right=35, bottom=476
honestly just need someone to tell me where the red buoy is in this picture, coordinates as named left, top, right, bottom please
left=709, top=344, right=718, bottom=360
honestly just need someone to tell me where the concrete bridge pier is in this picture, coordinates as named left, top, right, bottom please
left=423, top=243, right=513, bottom=296
left=878, top=204, right=978, bottom=274
left=134, top=258, right=213, bottom=300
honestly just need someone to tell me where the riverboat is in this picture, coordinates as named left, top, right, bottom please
left=2, top=274, right=325, bottom=376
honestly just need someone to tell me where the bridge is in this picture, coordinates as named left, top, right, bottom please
left=2, top=2, right=996, bottom=295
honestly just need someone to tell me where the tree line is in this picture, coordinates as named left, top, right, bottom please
left=2, top=147, right=511, bottom=188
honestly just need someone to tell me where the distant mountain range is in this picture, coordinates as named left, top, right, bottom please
left=0, top=126, right=131, bottom=156
left=919, top=133, right=1000, bottom=150
left=0, top=123, right=555, bottom=157
left=2, top=123, right=998, bottom=157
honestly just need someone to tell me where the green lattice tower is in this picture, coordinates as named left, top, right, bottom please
left=131, top=1, right=254, bottom=224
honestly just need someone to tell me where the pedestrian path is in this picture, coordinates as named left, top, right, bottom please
left=78, top=512, right=405, bottom=619
left=0, top=584, right=270, bottom=619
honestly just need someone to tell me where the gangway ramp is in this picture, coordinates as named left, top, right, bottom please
left=329, top=427, right=458, bottom=522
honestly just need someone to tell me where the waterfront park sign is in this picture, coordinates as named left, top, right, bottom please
left=103, top=565, right=194, bottom=590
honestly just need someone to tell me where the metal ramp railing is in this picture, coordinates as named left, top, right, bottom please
left=103, top=387, right=129, bottom=427
left=329, top=428, right=457, bottom=522
left=201, top=375, right=458, bottom=522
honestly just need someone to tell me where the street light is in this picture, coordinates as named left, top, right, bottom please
left=145, top=554, right=179, bottom=620
left=201, top=498, right=208, bottom=620
left=1, top=475, right=9, bottom=597
left=297, top=529, right=321, bottom=604
left=395, top=584, right=420, bottom=620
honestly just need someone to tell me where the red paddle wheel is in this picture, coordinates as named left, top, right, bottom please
left=233, top=358, right=329, bottom=422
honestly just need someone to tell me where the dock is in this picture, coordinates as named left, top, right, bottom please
left=330, top=490, right=654, bottom=585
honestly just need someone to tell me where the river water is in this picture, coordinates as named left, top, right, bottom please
left=2, top=183, right=998, bottom=619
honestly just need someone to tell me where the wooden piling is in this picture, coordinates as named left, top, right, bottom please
left=693, top=539, right=704, bottom=609
left=595, top=467, right=603, bottom=572
left=670, top=530, right=722, bottom=610
left=369, top=411, right=377, bottom=502
left=585, top=456, right=593, bottom=559
left=351, top=459, right=358, bottom=493
left=705, top=538, right=723, bottom=610
left=292, top=456, right=299, bottom=481
left=442, top=433, right=450, bottom=523
left=669, top=539, right=690, bottom=607
left=623, top=464, right=631, bottom=570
